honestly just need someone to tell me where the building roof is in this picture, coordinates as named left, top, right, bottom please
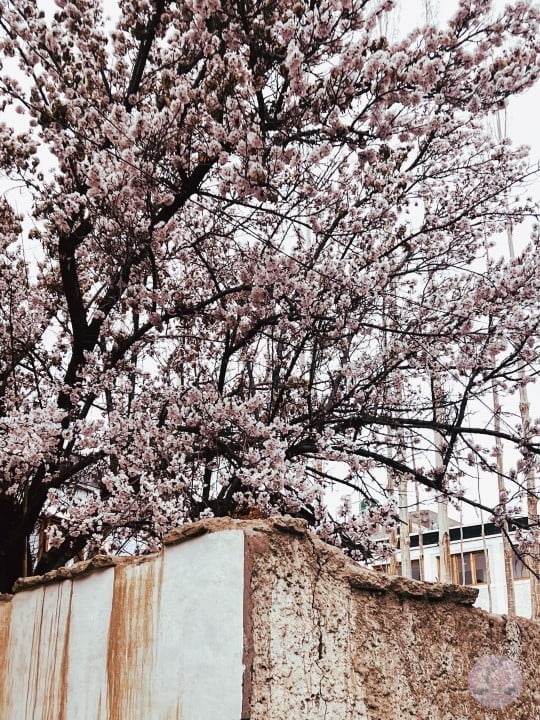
left=403, top=516, right=529, bottom=550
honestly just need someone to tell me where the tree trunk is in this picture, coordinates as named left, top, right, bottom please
left=386, top=468, right=399, bottom=576
left=398, top=479, right=412, bottom=578
left=477, top=472, right=494, bottom=613
left=397, top=434, right=411, bottom=578
left=522, top=380, right=540, bottom=619
left=438, top=496, right=452, bottom=584
left=0, top=533, right=29, bottom=595
left=493, top=111, right=536, bottom=617
left=414, top=478, right=425, bottom=581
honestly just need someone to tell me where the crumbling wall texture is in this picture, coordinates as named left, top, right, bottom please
left=244, top=518, right=540, bottom=720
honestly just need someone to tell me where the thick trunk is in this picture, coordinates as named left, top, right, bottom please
left=0, top=493, right=38, bottom=593
left=0, top=531, right=30, bottom=594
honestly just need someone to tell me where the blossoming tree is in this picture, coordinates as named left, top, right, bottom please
left=0, top=0, right=539, bottom=593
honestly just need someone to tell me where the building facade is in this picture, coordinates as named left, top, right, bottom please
left=376, top=517, right=533, bottom=618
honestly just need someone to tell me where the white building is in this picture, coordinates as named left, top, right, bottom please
left=373, top=513, right=533, bottom=618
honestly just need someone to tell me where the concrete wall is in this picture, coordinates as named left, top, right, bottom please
left=245, top=519, right=540, bottom=720
left=0, top=529, right=245, bottom=720
left=1, top=517, right=539, bottom=720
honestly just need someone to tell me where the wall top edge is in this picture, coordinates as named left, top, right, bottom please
left=9, top=517, right=301, bottom=595
left=162, top=514, right=308, bottom=545
left=11, top=552, right=159, bottom=594
left=8, top=515, right=483, bottom=609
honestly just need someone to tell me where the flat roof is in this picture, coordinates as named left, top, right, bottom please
left=401, top=516, right=529, bottom=549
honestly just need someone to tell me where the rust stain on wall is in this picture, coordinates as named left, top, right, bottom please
left=106, top=556, right=162, bottom=720
left=28, top=587, right=46, bottom=719
left=163, top=699, right=183, bottom=720
left=0, top=598, right=12, bottom=713
left=34, top=582, right=73, bottom=720
left=56, top=583, right=73, bottom=720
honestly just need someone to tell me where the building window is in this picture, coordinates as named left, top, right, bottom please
left=512, top=555, right=529, bottom=580
left=396, top=559, right=422, bottom=580
left=438, top=551, right=488, bottom=585
left=371, top=558, right=422, bottom=580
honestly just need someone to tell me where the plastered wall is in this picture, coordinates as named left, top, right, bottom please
left=1, top=517, right=539, bottom=720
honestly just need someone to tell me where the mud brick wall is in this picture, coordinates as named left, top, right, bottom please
left=244, top=519, right=540, bottom=720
